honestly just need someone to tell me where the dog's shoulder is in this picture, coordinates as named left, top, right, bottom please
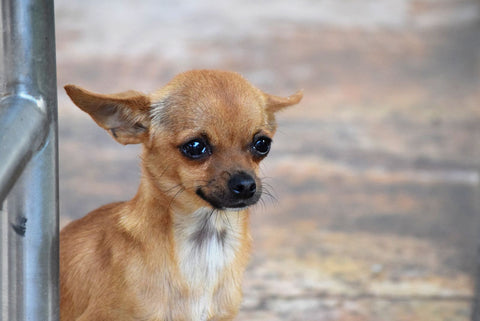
left=61, top=202, right=123, bottom=235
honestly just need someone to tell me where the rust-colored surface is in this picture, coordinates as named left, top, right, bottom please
left=56, top=1, right=480, bottom=319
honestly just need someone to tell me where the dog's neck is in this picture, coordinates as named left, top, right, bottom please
left=172, top=207, right=248, bottom=319
left=172, top=207, right=246, bottom=278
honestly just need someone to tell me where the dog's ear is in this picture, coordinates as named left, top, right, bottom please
left=262, top=90, right=303, bottom=131
left=65, top=85, right=151, bottom=145
left=263, top=90, right=303, bottom=113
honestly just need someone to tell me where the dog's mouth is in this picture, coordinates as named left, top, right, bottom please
left=195, top=171, right=262, bottom=210
left=196, top=188, right=261, bottom=210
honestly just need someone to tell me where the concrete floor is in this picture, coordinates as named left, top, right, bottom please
left=56, top=1, right=480, bottom=320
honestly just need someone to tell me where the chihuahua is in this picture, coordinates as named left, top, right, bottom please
left=60, top=70, right=302, bottom=321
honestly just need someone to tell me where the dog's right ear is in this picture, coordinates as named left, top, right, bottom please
left=65, top=85, right=151, bottom=145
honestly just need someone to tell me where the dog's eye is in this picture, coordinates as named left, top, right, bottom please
left=180, top=139, right=211, bottom=160
left=252, top=136, right=271, bottom=157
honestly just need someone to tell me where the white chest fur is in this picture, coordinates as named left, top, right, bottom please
left=173, top=208, right=243, bottom=319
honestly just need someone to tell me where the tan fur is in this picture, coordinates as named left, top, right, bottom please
left=61, top=70, right=302, bottom=321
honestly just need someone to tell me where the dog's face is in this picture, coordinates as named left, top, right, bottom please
left=65, top=70, right=302, bottom=212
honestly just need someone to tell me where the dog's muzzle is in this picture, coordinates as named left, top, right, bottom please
left=196, top=171, right=261, bottom=210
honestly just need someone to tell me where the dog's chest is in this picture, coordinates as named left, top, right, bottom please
left=174, top=208, right=242, bottom=319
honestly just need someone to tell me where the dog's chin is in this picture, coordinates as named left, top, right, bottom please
left=196, top=188, right=259, bottom=211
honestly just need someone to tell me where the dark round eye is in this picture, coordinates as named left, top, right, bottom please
left=252, top=136, right=271, bottom=157
left=180, top=139, right=211, bottom=160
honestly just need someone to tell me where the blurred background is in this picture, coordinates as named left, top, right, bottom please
left=56, top=0, right=480, bottom=320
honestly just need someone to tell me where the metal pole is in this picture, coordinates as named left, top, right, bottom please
left=0, top=0, right=59, bottom=320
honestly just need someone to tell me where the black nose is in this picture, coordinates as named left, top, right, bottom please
left=228, top=172, right=257, bottom=199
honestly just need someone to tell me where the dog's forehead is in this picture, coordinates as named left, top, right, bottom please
left=166, top=92, right=267, bottom=140
left=150, top=71, right=270, bottom=134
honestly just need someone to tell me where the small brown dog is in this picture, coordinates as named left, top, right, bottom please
left=60, top=70, right=302, bottom=320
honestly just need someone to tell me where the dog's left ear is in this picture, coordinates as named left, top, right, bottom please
left=65, top=85, right=151, bottom=145
left=264, top=90, right=303, bottom=113
left=263, top=90, right=303, bottom=129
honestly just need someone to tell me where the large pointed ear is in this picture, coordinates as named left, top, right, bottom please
left=264, top=90, right=303, bottom=113
left=64, top=85, right=151, bottom=145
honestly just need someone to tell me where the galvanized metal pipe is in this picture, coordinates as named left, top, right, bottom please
left=0, top=96, right=48, bottom=203
left=0, top=0, right=59, bottom=320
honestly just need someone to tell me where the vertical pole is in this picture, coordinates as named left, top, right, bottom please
left=6, top=140, right=59, bottom=320
left=0, top=0, right=59, bottom=320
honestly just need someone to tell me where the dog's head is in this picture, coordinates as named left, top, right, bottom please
left=65, top=70, right=302, bottom=211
